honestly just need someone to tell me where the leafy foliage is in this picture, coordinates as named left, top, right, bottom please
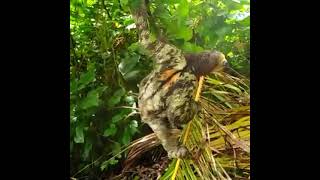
left=70, top=0, right=250, bottom=179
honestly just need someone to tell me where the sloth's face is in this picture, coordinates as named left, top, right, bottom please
left=208, top=51, right=228, bottom=73
left=185, top=51, right=228, bottom=77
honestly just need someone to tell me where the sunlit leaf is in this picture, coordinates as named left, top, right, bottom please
left=182, top=42, right=203, bottom=53
left=111, top=114, right=125, bottom=123
left=176, top=0, right=189, bottom=17
left=82, top=142, right=92, bottom=160
left=74, top=126, right=84, bottom=143
left=79, top=89, right=100, bottom=109
left=103, top=123, right=117, bottom=137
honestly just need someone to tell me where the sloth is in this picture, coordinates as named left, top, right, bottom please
left=130, top=0, right=228, bottom=158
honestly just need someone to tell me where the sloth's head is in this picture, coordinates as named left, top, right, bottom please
left=185, top=51, right=228, bottom=77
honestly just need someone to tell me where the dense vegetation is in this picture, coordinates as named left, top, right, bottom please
left=70, top=0, right=250, bottom=179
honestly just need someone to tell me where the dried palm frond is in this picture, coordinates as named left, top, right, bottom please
left=121, top=72, right=250, bottom=179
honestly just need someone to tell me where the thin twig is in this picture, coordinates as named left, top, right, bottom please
left=112, top=106, right=139, bottom=111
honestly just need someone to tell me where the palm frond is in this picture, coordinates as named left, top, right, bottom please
left=122, top=72, right=250, bottom=179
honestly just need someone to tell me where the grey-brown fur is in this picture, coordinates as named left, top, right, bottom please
left=131, top=0, right=227, bottom=158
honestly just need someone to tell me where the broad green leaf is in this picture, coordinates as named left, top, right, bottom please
left=128, top=42, right=149, bottom=55
left=120, top=0, right=128, bottom=6
left=216, top=26, right=232, bottom=39
left=77, top=63, right=96, bottom=91
left=103, top=123, right=117, bottom=137
left=74, top=126, right=84, bottom=143
left=176, top=0, right=189, bottom=17
left=107, top=88, right=125, bottom=107
left=177, top=26, right=193, bottom=41
left=181, top=42, right=203, bottom=53
left=119, top=54, right=140, bottom=74
left=79, top=89, right=101, bottom=109
left=111, top=114, right=125, bottom=123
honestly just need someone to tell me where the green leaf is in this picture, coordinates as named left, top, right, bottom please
left=124, top=95, right=135, bottom=105
left=70, top=64, right=96, bottom=94
left=74, top=126, right=84, bottom=143
left=223, top=84, right=242, bottom=93
left=213, top=94, right=225, bottom=102
left=225, top=102, right=233, bottom=108
left=176, top=0, right=189, bottom=17
left=112, top=142, right=122, bottom=157
left=123, top=70, right=140, bottom=81
left=82, top=142, right=92, bottom=160
left=239, top=16, right=250, bottom=26
left=109, top=158, right=118, bottom=165
left=120, top=0, right=128, bottom=6
left=121, top=120, right=138, bottom=145
left=181, top=42, right=203, bottom=53
left=79, top=88, right=102, bottom=109
left=240, top=0, right=250, bottom=4
left=107, top=88, right=126, bottom=107
left=100, top=158, right=119, bottom=171
left=128, top=42, right=149, bottom=55
left=121, top=127, right=131, bottom=145
left=128, top=120, right=138, bottom=134
left=118, top=54, right=140, bottom=75
left=177, top=26, right=193, bottom=41
left=207, top=78, right=224, bottom=85
left=103, top=123, right=117, bottom=137
left=216, top=26, right=232, bottom=37
left=111, top=114, right=125, bottom=123
left=77, top=63, right=96, bottom=91
left=87, top=0, right=97, bottom=6
left=100, top=161, right=109, bottom=171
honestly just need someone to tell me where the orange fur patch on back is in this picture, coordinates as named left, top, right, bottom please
left=159, top=69, right=177, bottom=81
left=163, top=72, right=181, bottom=90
